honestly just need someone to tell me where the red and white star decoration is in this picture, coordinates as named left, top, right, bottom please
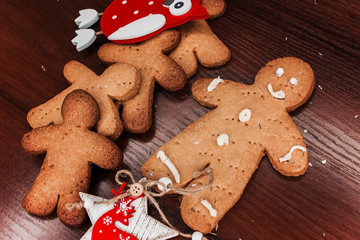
left=79, top=192, right=179, bottom=240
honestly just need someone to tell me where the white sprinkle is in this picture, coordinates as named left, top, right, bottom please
left=304, top=129, right=308, bottom=133
left=321, top=160, right=327, bottom=165
left=323, top=233, right=326, bottom=237
left=285, top=37, right=288, bottom=40
left=122, top=0, right=127, bottom=4
left=354, top=114, right=358, bottom=119
left=318, top=52, right=323, bottom=56
left=318, top=85, right=323, bottom=90
left=148, top=1, right=154, bottom=5
left=134, top=10, right=139, bottom=14
left=194, top=141, right=199, bottom=145
left=309, top=162, right=312, bottom=167
left=112, top=15, right=117, bottom=19
left=41, top=65, right=46, bottom=71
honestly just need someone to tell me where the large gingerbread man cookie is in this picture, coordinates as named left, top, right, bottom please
left=98, top=30, right=186, bottom=133
left=141, top=57, right=315, bottom=233
left=27, top=61, right=140, bottom=140
left=22, top=90, right=122, bottom=226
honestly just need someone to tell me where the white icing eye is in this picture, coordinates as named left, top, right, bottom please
left=276, top=68, right=284, bottom=77
left=290, top=77, right=298, bottom=85
left=169, top=0, right=192, bottom=16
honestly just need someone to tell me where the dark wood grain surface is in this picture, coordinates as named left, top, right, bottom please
left=1, top=0, right=359, bottom=239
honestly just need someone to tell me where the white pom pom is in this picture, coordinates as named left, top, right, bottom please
left=157, top=177, right=173, bottom=192
left=192, top=231, right=203, bottom=240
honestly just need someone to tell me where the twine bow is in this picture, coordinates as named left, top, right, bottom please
left=112, top=168, right=214, bottom=240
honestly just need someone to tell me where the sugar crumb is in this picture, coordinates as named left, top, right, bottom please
left=318, top=85, right=323, bottom=90
left=41, top=65, right=46, bottom=71
left=309, top=162, right=312, bottom=167
left=304, top=129, right=308, bottom=133
left=321, top=160, right=327, bottom=165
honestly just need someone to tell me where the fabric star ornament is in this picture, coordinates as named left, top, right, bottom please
left=80, top=192, right=179, bottom=240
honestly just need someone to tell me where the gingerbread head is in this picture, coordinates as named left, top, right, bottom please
left=141, top=57, right=315, bottom=233
left=22, top=90, right=123, bottom=226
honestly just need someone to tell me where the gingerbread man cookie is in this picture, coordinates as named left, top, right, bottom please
left=141, top=57, right=315, bottom=233
left=27, top=61, right=140, bottom=139
left=22, top=90, right=123, bottom=226
left=98, top=30, right=186, bottom=133
left=169, top=19, right=231, bottom=78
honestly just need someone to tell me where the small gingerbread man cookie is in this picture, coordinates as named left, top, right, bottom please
left=27, top=61, right=140, bottom=139
left=141, top=57, right=315, bottom=233
left=22, top=90, right=122, bottom=226
left=98, top=30, right=186, bottom=133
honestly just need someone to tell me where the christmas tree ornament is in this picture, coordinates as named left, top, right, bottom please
left=79, top=169, right=213, bottom=240
left=71, top=0, right=209, bottom=51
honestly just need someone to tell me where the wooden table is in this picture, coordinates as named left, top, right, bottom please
left=1, top=0, right=359, bottom=239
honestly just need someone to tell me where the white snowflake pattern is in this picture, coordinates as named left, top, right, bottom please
left=119, top=233, right=131, bottom=240
left=103, top=216, right=113, bottom=225
left=116, top=200, right=133, bottom=216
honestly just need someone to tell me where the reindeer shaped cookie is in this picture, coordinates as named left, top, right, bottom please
left=27, top=61, right=140, bottom=139
left=98, top=30, right=187, bottom=133
left=141, top=57, right=315, bottom=233
left=22, top=90, right=123, bottom=226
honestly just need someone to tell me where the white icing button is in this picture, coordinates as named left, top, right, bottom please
left=217, top=134, right=229, bottom=146
left=239, top=108, right=251, bottom=122
left=149, top=1, right=154, bottom=5
left=279, top=145, right=307, bottom=163
left=276, top=68, right=284, bottom=77
left=290, top=77, right=298, bottom=85
left=157, top=177, right=173, bottom=192
left=130, top=183, right=144, bottom=197
left=267, top=83, right=285, bottom=99
left=192, top=231, right=203, bottom=240
left=207, top=76, right=224, bottom=92
left=201, top=200, right=217, bottom=217
left=134, top=10, right=139, bottom=14
left=157, top=151, right=181, bottom=183
left=112, top=15, right=117, bottom=20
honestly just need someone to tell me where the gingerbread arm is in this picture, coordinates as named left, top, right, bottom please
left=86, top=133, right=122, bottom=170
left=170, top=20, right=231, bottom=78
left=263, top=115, right=308, bottom=176
left=22, top=126, right=56, bottom=154
left=191, top=77, right=240, bottom=108
left=63, top=61, right=98, bottom=84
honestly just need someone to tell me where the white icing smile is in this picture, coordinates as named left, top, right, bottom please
left=267, top=83, right=285, bottom=99
left=201, top=200, right=217, bottom=217
left=157, top=150, right=180, bottom=183
left=108, top=14, right=166, bottom=40
left=279, top=145, right=307, bottom=163
left=207, top=76, right=224, bottom=92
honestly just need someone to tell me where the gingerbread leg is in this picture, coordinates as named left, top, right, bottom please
left=121, top=75, right=155, bottom=133
left=57, top=190, right=86, bottom=226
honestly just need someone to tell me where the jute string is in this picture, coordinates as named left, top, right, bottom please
left=67, top=167, right=213, bottom=239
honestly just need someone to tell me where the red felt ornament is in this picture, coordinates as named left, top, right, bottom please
left=72, top=0, right=209, bottom=51
left=91, top=183, right=141, bottom=240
